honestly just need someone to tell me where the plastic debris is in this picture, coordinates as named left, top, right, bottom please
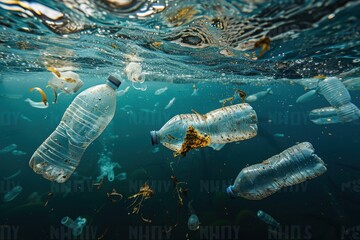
left=29, top=76, right=121, bottom=183
left=154, top=87, right=168, bottom=95
left=47, top=68, right=83, bottom=94
left=246, top=88, right=273, bottom=102
left=61, top=216, right=87, bottom=237
left=0, top=144, right=17, bottom=154
left=187, top=201, right=200, bottom=231
left=164, top=97, right=176, bottom=110
left=3, top=185, right=22, bottom=202
left=24, top=98, right=49, bottom=109
left=29, top=87, right=48, bottom=106
left=151, top=103, right=257, bottom=156
left=116, top=86, right=130, bottom=97
left=310, top=77, right=360, bottom=124
left=12, top=150, right=27, bottom=156
left=257, top=210, right=280, bottom=228
left=97, top=151, right=121, bottom=182
left=296, top=89, right=319, bottom=104
left=227, top=142, right=327, bottom=200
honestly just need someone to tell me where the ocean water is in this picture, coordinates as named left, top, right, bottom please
left=0, top=0, right=360, bottom=240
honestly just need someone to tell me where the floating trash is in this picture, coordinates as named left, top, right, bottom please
left=12, top=150, right=27, bottom=156
left=115, top=172, right=127, bottom=181
left=154, top=87, right=168, bottom=95
left=0, top=144, right=17, bottom=154
left=191, top=84, right=198, bottom=96
left=296, top=89, right=319, bottom=104
left=46, top=84, right=58, bottom=103
left=310, top=77, right=360, bottom=124
left=246, top=88, right=273, bottom=102
left=343, top=77, right=360, bottom=91
left=124, top=61, right=146, bottom=91
left=227, top=142, right=326, bottom=200
left=47, top=68, right=84, bottom=94
left=273, top=133, right=285, bottom=138
left=24, top=98, right=49, bottom=109
left=187, top=201, right=200, bottom=231
left=152, top=147, right=160, bottom=153
left=257, top=210, right=280, bottom=228
left=61, top=216, right=87, bottom=237
left=29, top=87, right=48, bottom=106
left=116, top=86, right=130, bottom=97
left=29, top=76, right=121, bottom=183
left=3, top=185, right=22, bottom=202
left=97, top=151, right=121, bottom=182
left=164, top=97, right=175, bottom=109
left=151, top=103, right=257, bottom=156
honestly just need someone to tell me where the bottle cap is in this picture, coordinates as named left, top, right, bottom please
left=107, top=75, right=121, bottom=88
left=150, top=131, right=159, bottom=145
left=226, top=186, right=236, bottom=198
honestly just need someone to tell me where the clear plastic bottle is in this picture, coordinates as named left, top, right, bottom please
left=29, top=76, right=121, bottom=183
left=309, top=106, right=340, bottom=125
left=257, top=210, right=280, bottom=228
left=318, top=77, right=350, bottom=107
left=310, top=77, right=360, bottom=124
left=150, top=103, right=257, bottom=154
left=227, top=142, right=327, bottom=200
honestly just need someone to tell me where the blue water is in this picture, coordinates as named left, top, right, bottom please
left=1, top=0, right=360, bottom=239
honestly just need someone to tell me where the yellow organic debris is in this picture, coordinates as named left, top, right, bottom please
left=29, top=87, right=48, bottom=106
left=174, top=126, right=211, bottom=157
left=254, top=36, right=271, bottom=58
left=47, top=67, right=61, bottom=78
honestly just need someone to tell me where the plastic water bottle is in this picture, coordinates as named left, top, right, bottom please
left=310, top=77, right=360, bottom=124
left=257, top=210, right=280, bottom=228
left=309, top=106, right=340, bottom=124
left=29, top=76, right=121, bottom=183
left=227, top=142, right=327, bottom=200
left=150, top=103, right=257, bottom=154
left=318, top=77, right=351, bottom=107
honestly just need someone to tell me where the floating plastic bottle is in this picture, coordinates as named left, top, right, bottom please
left=318, top=77, right=350, bottom=107
left=296, top=89, right=318, bottom=104
left=227, top=142, right=326, bottom=200
left=310, top=77, right=360, bottom=124
left=61, top=216, right=87, bottom=237
left=29, top=76, right=121, bottom=183
left=0, top=144, right=17, bottom=154
left=3, top=185, right=22, bottom=202
left=187, top=201, right=200, bottom=231
left=343, top=77, right=360, bottom=91
left=309, top=107, right=340, bottom=125
left=150, top=103, right=257, bottom=156
left=245, top=88, right=273, bottom=103
left=257, top=210, right=280, bottom=228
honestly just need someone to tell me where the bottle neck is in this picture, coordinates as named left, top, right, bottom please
left=150, top=131, right=159, bottom=145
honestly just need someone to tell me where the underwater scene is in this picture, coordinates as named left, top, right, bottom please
left=0, top=0, right=360, bottom=239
